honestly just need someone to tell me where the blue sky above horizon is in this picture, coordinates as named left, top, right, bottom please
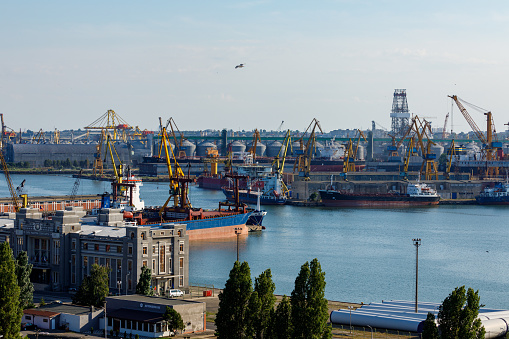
left=1, top=1, right=508, bottom=133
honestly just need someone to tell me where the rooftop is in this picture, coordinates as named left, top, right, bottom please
left=107, top=294, right=204, bottom=306
left=37, top=303, right=100, bottom=316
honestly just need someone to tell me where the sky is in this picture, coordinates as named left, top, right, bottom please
left=1, top=1, right=509, bottom=133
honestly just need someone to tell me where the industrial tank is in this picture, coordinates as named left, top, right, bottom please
left=266, top=141, right=284, bottom=157
left=247, top=141, right=266, bottom=157
left=196, top=141, right=217, bottom=157
left=229, top=140, right=246, bottom=153
left=179, top=139, right=196, bottom=157
left=431, top=145, right=444, bottom=157
left=357, top=145, right=366, bottom=160
left=292, top=141, right=302, bottom=156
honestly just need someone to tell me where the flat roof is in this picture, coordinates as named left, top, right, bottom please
left=38, top=303, right=98, bottom=316
left=24, top=309, right=60, bottom=318
left=107, top=295, right=204, bottom=306
left=108, top=308, right=163, bottom=323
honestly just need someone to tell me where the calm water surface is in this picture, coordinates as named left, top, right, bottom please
left=2, top=174, right=509, bottom=309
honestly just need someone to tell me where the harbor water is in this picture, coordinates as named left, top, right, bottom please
left=2, top=174, right=509, bottom=309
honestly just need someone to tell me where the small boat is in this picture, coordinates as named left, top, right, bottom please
left=319, top=181, right=440, bottom=207
left=246, top=191, right=267, bottom=231
left=476, top=181, right=509, bottom=205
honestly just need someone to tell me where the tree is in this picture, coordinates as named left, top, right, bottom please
left=215, top=261, right=252, bottom=339
left=422, top=312, right=439, bottom=339
left=270, top=295, right=292, bottom=339
left=15, top=251, right=34, bottom=309
left=0, top=242, right=23, bottom=339
left=438, top=286, right=485, bottom=339
left=136, top=266, right=153, bottom=296
left=163, top=306, right=185, bottom=334
left=291, top=258, right=331, bottom=339
left=247, top=269, right=276, bottom=339
left=72, top=264, right=110, bottom=307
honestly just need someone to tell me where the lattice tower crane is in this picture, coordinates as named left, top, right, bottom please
left=272, top=129, right=292, bottom=195
left=248, top=129, right=262, bottom=161
left=343, top=129, right=367, bottom=174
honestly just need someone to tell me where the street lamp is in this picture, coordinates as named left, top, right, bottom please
left=104, top=301, right=107, bottom=339
left=413, top=238, right=421, bottom=313
left=117, top=280, right=121, bottom=296
left=234, top=228, right=242, bottom=262
left=126, top=271, right=131, bottom=295
left=367, top=325, right=373, bottom=339
left=348, top=306, right=354, bottom=334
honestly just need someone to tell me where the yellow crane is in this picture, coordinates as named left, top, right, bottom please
left=93, top=130, right=106, bottom=177
left=449, top=95, right=501, bottom=176
left=248, top=129, right=262, bottom=161
left=104, top=134, right=123, bottom=183
left=293, top=118, right=323, bottom=180
left=85, top=109, right=133, bottom=142
left=271, top=129, right=292, bottom=196
left=411, top=117, right=438, bottom=180
left=0, top=148, right=27, bottom=211
left=445, top=139, right=457, bottom=179
left=343, top=129, right=367, bottom=174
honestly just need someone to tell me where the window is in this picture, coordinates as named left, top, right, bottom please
left=83, top=256, right=88, bottom=268
left=43, top=319, right=48, bottom=323
left=152, top=259, right=156, bottom=270
left=142, top=260, right=147, bottom=267
left=128, top=260, right=132, bottom=271
left=106, top=258, right=110, bottom=267
left=106, top=245, right=110, bottom=252
left=53, top=271, right=59, bottom=283
left=94, top=257, right=99, bottom=265
left=95, top=244, right=99, bottom=251
left=71, top=255, right=76, bottom=266
left=179, top=276, right=184, bottom=287
left=72, top=273, right=76, bottom=284
left=179, top=257, right=184, bottom=269
left=178, top=230, right=182, bottom=237
left=72, top=239, right=76, bottom=250
left=141, top=232, right=146, bottom=240
left=130, top=232, right=134, bottom=239
left=128, top=245, right=133, bottom=255
left=83, top=242, right=88, bottom=250
left=25, top=315, right=31, bottom=320
left=53, top=240, right=60, bottom=265
left=152, top=245, right=156, bottom=254
left=117, top=246, right=122, bottom=253
left=159, top=245, right=165, bottom=272
left=179, top=242, right=184, bottom=253
left=143, top=246, right=147, bottom=255
left=168, top=258, right=172, bottom=273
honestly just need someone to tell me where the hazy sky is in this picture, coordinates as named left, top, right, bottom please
left=1, top=1, right=508, bottom=133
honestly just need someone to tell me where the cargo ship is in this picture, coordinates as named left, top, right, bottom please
left=476, top=182, right=509, bottom=205
left=319, top=182, right=440, bottom=207
left=223, top=173, right=288, bottom=205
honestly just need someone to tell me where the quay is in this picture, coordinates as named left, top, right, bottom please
left=0, top=194, right=102, bottom=213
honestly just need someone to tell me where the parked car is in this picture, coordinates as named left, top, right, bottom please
left=21, top=323, right=37, bottom=330
left=168, top=289, right=184, bottom=297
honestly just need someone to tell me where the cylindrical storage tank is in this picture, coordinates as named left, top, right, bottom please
left=179, top=139, right=196, bottom=157
left=247, top=142, right=266, bottom=157
left=196, top=141, right=217, bottom=157
left=229, top=140, right=246, bottom=153
left=357, top=145, right=365, bottom=160
left=266, top=141, right=284, bottom=157
left=330, top=310, right=424, bottom=333
left=481, top=318, right=509, bottom=339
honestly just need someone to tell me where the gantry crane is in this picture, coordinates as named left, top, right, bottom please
left=85, top=109, right=133, bottom=142
left=449, top=95, right=501, bottom=176
left=248, top=129, right=262, bottom=161
left=271, top=129, right=292, bottom=196
left=293, top=118, right=323, bottom=180
left=342, top=129, right=367, bottom=174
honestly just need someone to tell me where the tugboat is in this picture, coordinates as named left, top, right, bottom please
left=319, top=181, right=440, bottom=207
left=476, top=181, right=509, bottom=205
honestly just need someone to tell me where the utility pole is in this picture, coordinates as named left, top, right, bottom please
left=413, top=238, right=421, bottom=313
left=234, top=228, right=242, bottom=262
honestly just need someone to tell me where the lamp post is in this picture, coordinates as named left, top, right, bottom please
left=348, top=306, right=353, bottom=334
left=126, top=271, right=130, bottom=295
left=234, top=228, right=242, bottom=262
left=117, top=280, right=121, bottom=296
left=413, top=238, right=421, bottom=313
left=367, top=324, right=373, bottom=339
left=104, top=301, right=107, bottom=339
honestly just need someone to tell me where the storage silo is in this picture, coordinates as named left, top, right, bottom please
left=247, top=141, right=266, bottom=157
left=431, top=144, right=444, bottom=157
left=357, top=145, right=366, bottom=160
left=196, top=141, right=217, bottom=157
left=266, top=141, right=284, bottom=157
left=179, top=139, right=196, bottom=157
left=292, top=141, right=303, bottom=156
left=229, top=140, right=246, bottom=153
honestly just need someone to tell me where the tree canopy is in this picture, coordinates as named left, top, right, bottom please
left=0, top=242, right=23, bottom=339
left=422, top=312, right=439, bottom=339
left=72, top=264, right=110, bottom=307
left=215, top=261, right=252, bottom=339
left=438, top=286, right=485, bottom=339
left=136, top=266, right=153, bottom=296
left=248, top=269, right=276, bottom=339
left=16, top=251, right=34, bottom=309
left=163, top=306, right=185, bottom=334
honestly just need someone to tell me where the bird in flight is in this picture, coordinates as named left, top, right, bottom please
left=235, top=64, right=245, bottom=69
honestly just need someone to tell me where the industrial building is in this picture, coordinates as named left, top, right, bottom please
left=0, top=206, right=189, bottom=296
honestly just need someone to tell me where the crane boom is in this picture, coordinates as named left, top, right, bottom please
left=449, top=95, right=487, bottom=144
left=0, top=149, right=21, bottom=211
left=442, top=113, right=449, bottom=139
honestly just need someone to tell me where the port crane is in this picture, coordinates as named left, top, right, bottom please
left=85, top=109, right=133, bottom=142
left=442, top=113, right=449, bottom=139
left=342, top=129, right=367, bottom=174
left=293, top=118, right=323, bottom=180
left=92, top=130, right=106, bottom=177
left=271, top=129, right=292, bottom=196
left=412, top=117, right=439, bottom=180
left=0, top=147, right=27, bottom=211
left=162, top=117, right=188, bottom=158
left=449, top=95, right=501, bottom=176
left=248, top=129, right=262, bottom=161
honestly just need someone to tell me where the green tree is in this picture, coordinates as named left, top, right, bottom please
left=248, top=269, right=276, bottom=339
left=422, top=312, right=439, bottom=339
left=72, top=264, right=110, bottom=307
left=291, top=258, right=331, bottom=339
left=136, top=266, right=153, bottom=296
left=0, top=242, right=23, bottom=339
left=15, top=251, right=34, bottom=309
left=215, top=261, right=252, bottom=339
left=163, top=306, right=185, bottom=334
left=270, top=295, right=292, bottom=339
left=438, top=286, right=485, bottom=339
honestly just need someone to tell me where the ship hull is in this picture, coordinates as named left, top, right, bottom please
left=223, top=189, right=287, bottom=205
left=475, top=197, right=509, bottom=205
left=319, top=190, right=440, bottom=207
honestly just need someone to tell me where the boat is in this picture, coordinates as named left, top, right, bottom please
left=246, top=192, right=267, bottom=231
left=476, top=181, right=509, bottom=205
left=319, top=181, right=440, bottom=207
left=223, top=173, right=288, bottom=205
left=124, top=128, right=257, bottom=241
